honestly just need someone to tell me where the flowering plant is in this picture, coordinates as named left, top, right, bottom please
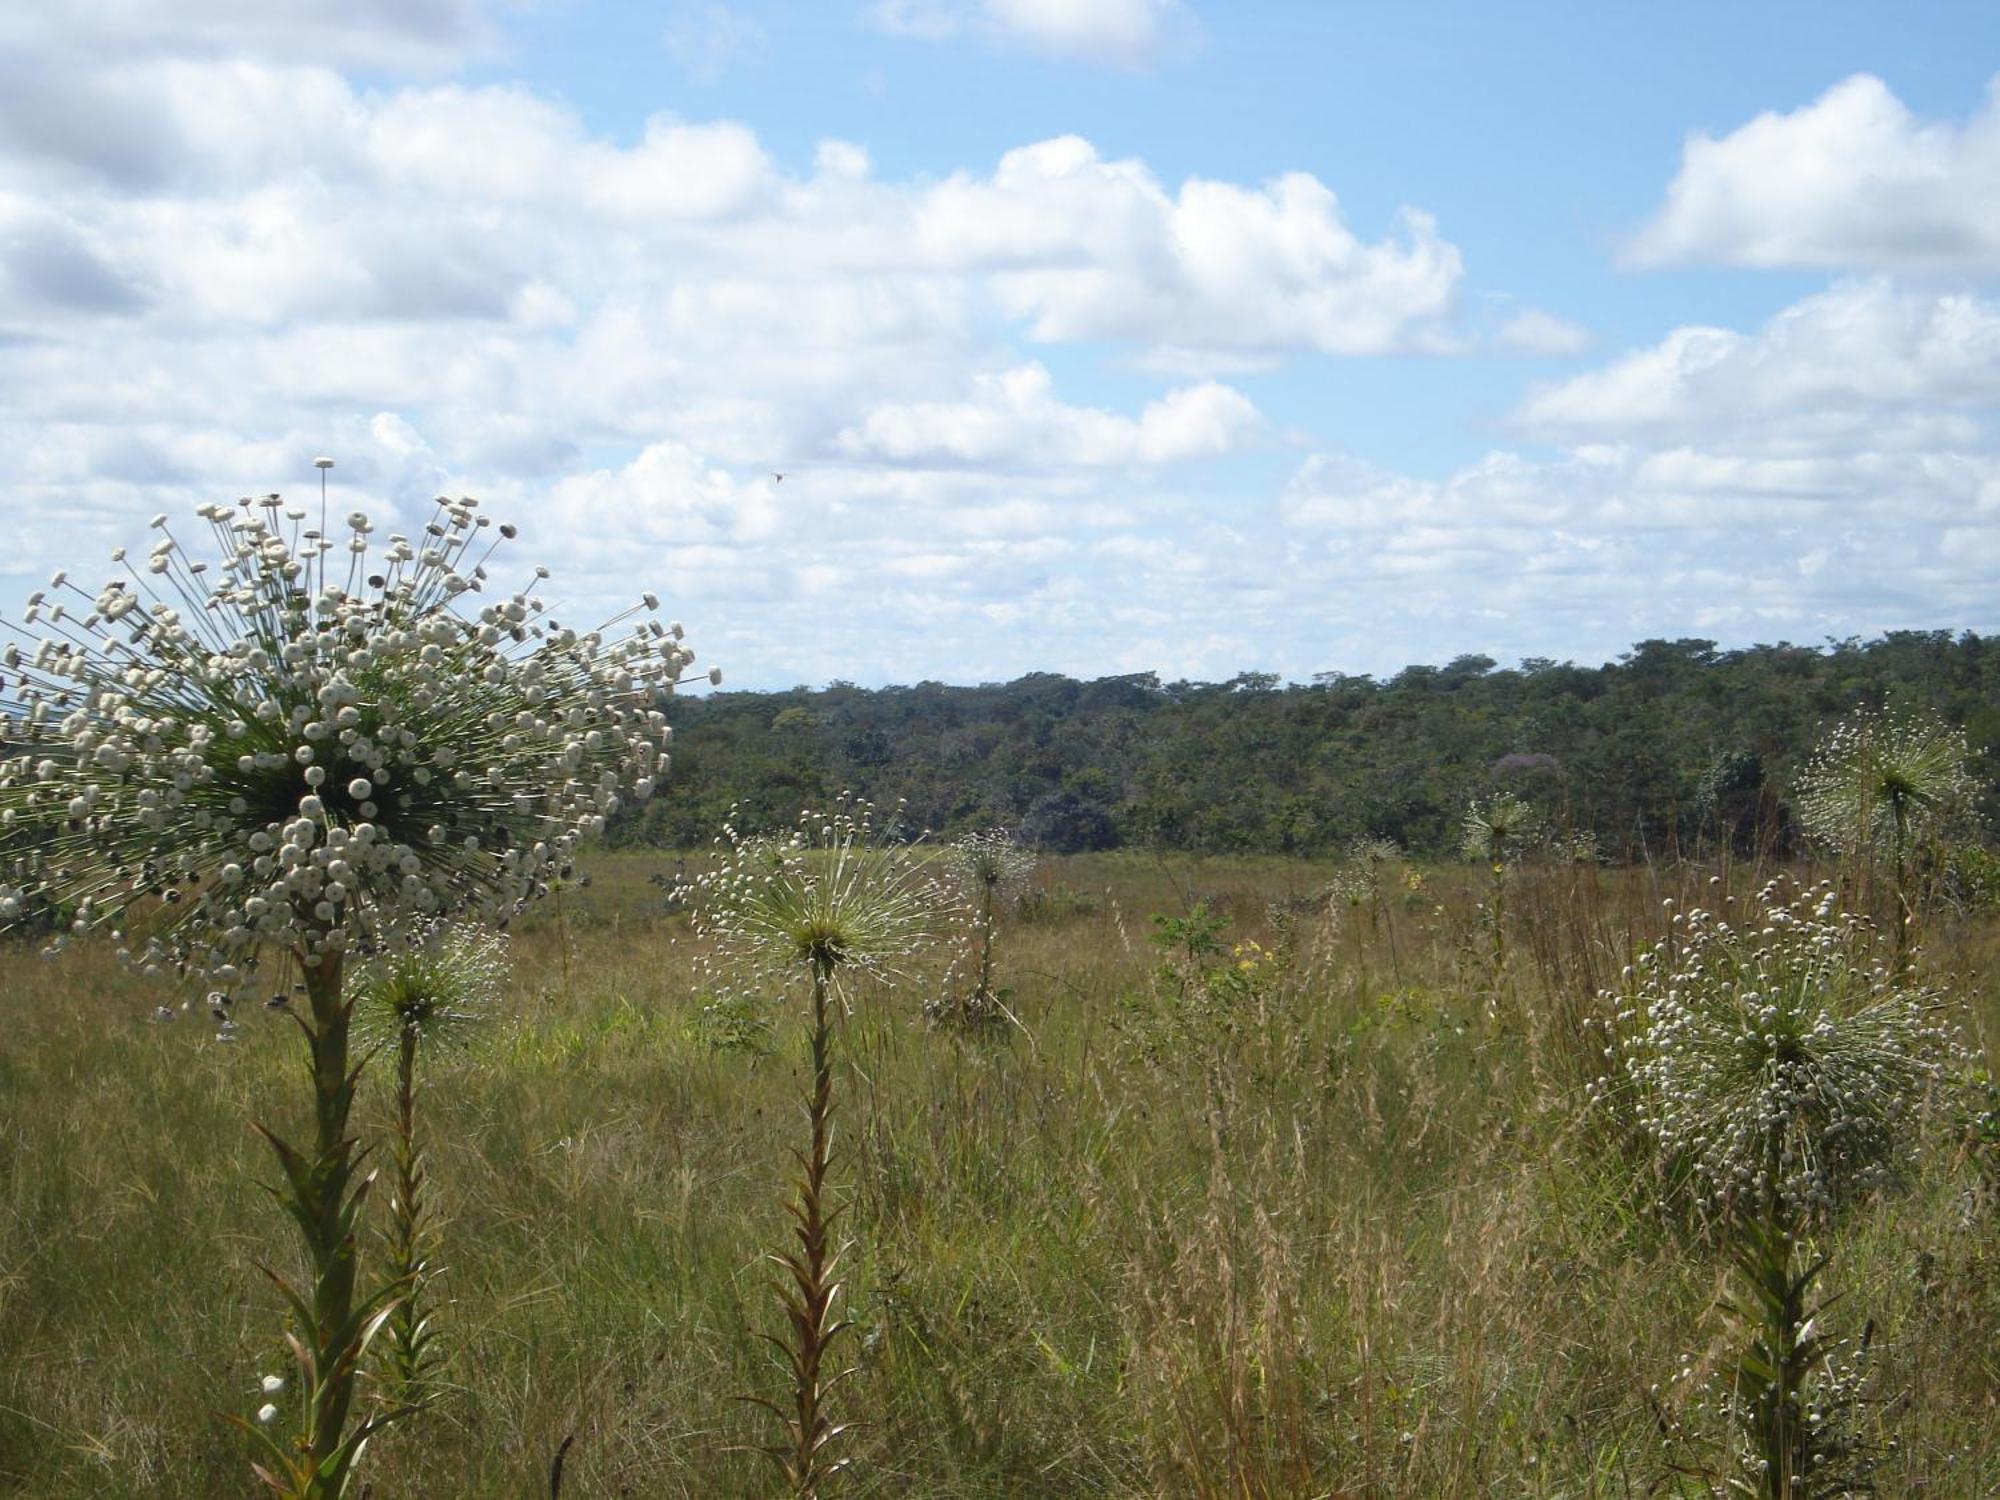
left=1460, top=791, right=1542, bottom=866
left=1793, top=706, right=1974, bottom=863
left=679, top=799, right=954, bottom=1492
left=937, top=828, right=1035, bottom=1025
left=1595, top=881, right=1948, bottom=1497
left=1596, top=880, right=1953, bottom=1225
left=0, top=491, right=705, bottom=1498
left=683, top=796, right=953, bottom=1005
left=355, top=920, right=509, bottom=1409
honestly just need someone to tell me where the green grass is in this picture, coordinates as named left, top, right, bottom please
left=2, top=852, right=1996, bottom=1496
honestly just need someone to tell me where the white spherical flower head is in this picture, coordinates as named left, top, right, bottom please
left=1593, top=878, right=1956, bottom=1227
left=0, top=496, right=714, bottom=986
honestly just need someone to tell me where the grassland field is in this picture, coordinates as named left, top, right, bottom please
left=2, top=850, right=1996, bottom=1497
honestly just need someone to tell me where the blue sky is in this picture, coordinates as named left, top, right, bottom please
left=4, top=1, right=2000, bottom=687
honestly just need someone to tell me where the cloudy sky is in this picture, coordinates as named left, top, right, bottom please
left=5, top=2, right=2000, bottom=688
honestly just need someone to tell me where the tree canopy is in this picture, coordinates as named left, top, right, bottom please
left=618, top=633, right=2000, bottom=858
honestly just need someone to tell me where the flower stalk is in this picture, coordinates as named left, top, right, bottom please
left=249, top=951, right=404, bottom=1498
left=1462, top=793, right=1539, bottom=993
left=749, top=953, right=854, bottom=1498
left=356, top=922, right=504, bottom=1407
left=381, top=1022, right=436, bottom=1402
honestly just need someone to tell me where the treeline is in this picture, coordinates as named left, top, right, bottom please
left=615, top=633, right=2000, bottom=859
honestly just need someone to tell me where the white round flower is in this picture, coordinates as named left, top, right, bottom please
left=1, top=497, right=708, bottom=980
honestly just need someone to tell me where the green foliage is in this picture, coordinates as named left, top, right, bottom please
left=1942, top=843, right=2000, bottom=913
left=1115, top=932, right=1290, bottom=1065
left=3, top=851, right=1999, bottom=1495
left=621, top=632, right=2000, bottom=860
left=1958, top=1072, right=2000, bottom=1223
left=1013, top=880, right=1098, bottom=925
left=1149, top=899, right=1230, bottom=966
left=1709, top=1216, right=1883, bottom=1498
left=687, top=989, right=779, bottom=1054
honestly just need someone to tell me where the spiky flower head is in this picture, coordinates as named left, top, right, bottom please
left=1348, top=834, right=1401, bottom=868
left=355, top=920, right=507, bottom=1053
left=1555, top=828, right=1602, bottom=866
left=1793, top=705, right=1975, bottom=858
left=1595, top=880, right=1955, bottom=1225
left=683, top=795, right=957, bottom=996
left=1460, top=791, right=1541, bottom=865
left=0, top=495, right=703, bottom=991
left=948, top=828, right=1037, bottom=898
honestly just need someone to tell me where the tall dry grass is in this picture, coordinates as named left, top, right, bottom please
left=0, top=850, right=1994, bottom=1496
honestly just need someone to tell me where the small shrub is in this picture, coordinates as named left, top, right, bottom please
left=687, top=990, right=778, bottom=1054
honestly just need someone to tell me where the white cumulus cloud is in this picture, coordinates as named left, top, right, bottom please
left=1272, top=280, right=2000, bottom=666
left=920, top=136, right=1463, bottom=360
left=1628, top=73, right=2000, bottom=272
left=1514, top=280, right=2000, bottom=453
left=835, top=364, right=1261, bottom=468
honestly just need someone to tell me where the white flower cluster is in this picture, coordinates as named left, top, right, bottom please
left=1594, top=880, right=1954, bottom=1222
left=1793, top=705, right=1975, bottom=858
left=1707, top=1338, right=1885, bottom=1496
left=0, top=495, right=709, bottom=988
left=1460, top=791, right=1542, bottom=865
left=947, top=828, right=1037, bottom=900
left=681, top=796, right=958, bottom=1000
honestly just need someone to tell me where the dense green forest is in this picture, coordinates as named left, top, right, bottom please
left=621, top=632, right=2000, bottom=858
